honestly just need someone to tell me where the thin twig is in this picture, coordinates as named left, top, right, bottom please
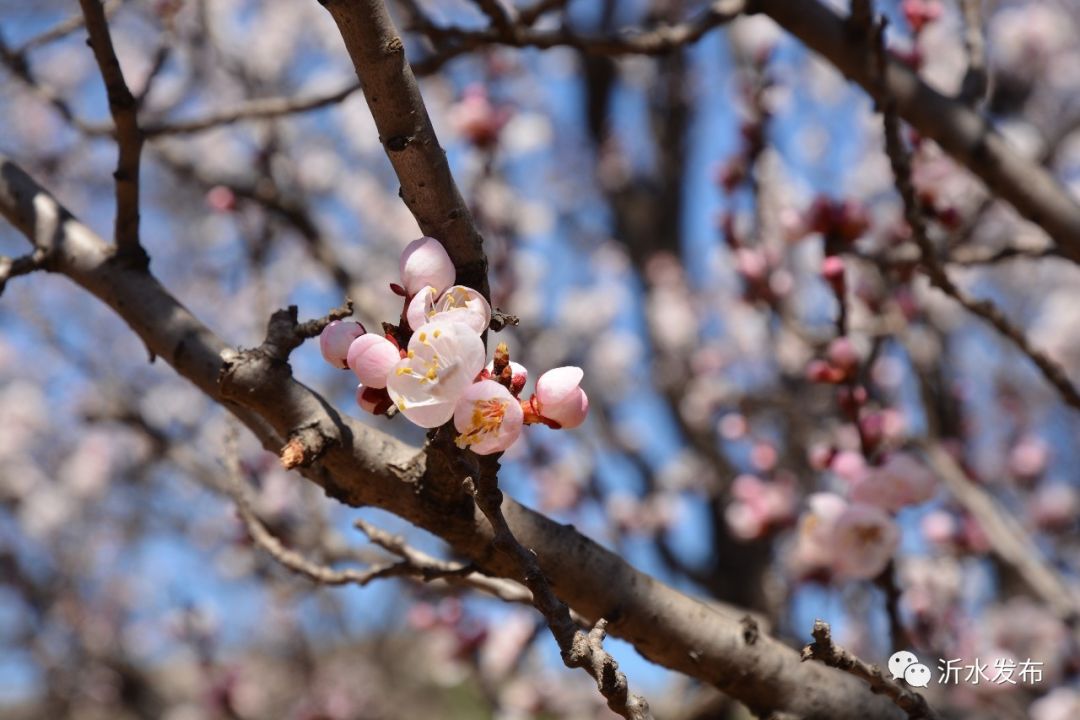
left=0, top=247, right=50, bottom=296
left=469, top=0, right=516, bottom=36
left=465, top=466, right=653, bottom=720
left=801, top=620, right=940, bottom=720
left=78, top=0, right=148, bottom=266
left=958, top=0, right=987, bottom=105
left=13, top=0, right=122, bottom=54
left=142, top=82, right=362, bottom=136
left=221, top=434, right=502, bottom=593
left=518, top=0, right=571, bottom=26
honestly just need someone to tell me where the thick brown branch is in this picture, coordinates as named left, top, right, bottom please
left=78, top=0, right=148, bottom=267
left=321, top=0, right=490, bottom=298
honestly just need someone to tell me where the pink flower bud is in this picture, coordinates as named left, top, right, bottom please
left=206, top=185, right=237, bottom=212
left=453, top=380, right=524, bottom=455
left=902, top=0, right=943, bottom=33
left=486, top=359, right=528, bottom=396
left=347, top=334, right=401, bottom=389
left=400, top=237, right=456, bottom=297
left=850, top=452, right=936, bottom=512
left=533, top=366, right=589, bottom=429
left=319, top=320, right=366, bottom=369
left=821, top=255, right=845, bottom=289
left=826, top=337, right=860, bottom=375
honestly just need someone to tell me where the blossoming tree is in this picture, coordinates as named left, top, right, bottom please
left=1, top=0, right=1079, bottom=718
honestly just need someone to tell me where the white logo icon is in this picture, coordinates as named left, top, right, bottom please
left=904, top=663, right=932, bottom=688
left=888, top=650, right=919, bottom=680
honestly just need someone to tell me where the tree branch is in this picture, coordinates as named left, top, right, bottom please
left=410, top=0, right=745, bottom=56
left=919, top=442, right=1080, bottom=627
left=802, top=620, right=941, bottom=720
left=78, top=0, right=148, bottom=267
left=465, top=464, right=653, bottom=720
left=321, top=0, right=490, bottom=298
left=141, top=82, right=362, bottom=136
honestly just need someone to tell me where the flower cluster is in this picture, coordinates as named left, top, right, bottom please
left=789, top=451, right=937, bottom=581
left=318, top=237, right=588, bottom=454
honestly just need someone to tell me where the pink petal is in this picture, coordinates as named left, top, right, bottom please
left=319, top=320, right=366, bottom=369
left=453, top=380, right=524, bottom=455
left=535, top=366, right=584, bottom=406
left=346, top=334, right=401, bottom=389
left=400, top=237, right=455, bottom=297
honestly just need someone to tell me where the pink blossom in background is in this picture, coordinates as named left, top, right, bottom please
left=830, top=450, right=869, bottom=485
left=902, top=0, right=944, bottom=33
left=449, top=84, right=511, bottom=148
left=386, top=321, right=486, bottom=428
left=1028, top=483, right=1079, bottom=532
left=725, top=473, right=797, bottom=540
left=346, top=334, right=401, bottom=389
left=849, top=452, right=937, bottom=511
left=319, top=320, right=366, bottom=369
left=920, top=509, right=958, bottom=547
left=1008, top=434, right=1050, bottom=481
left=831, top=503, right=899, bottom=580
left=399, top=237, right=456, bottom=297
left=788, top=492, right=848, bottom=579
left=453, top=380, right=524, bottom=455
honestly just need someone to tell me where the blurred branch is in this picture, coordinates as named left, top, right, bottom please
left=750, top=0, right=1080, bottom=263
left=465, top=467, right=654, bottom=720
left=152, top=147, right=359, bottom=303
left=957, top=0, right=987, bottom=105
left=920, top=443, right=1080, bottom=627
left=0, top=34, right=98, bottom=133
left=867, top=11, right=1080, bottom=413
left=321, top=0, right=490, bottom=299
left=142, top=82, right=362, bottom=136
left=518, top=0, right=571, bottom=26
left=410, top=0, right=745, bottom=56
left=946, top=245, right=1064, bottom=266
left=801, top=619, right=941, bottom=720
left=0, top=246, right=50, bottom=296
left=78, top=0, right=148, bottom=267
left=224, top=437, right=472, bottom=587
left=468, top=0, right=515, bottom=36
left=11, top=0, right=121, bottom=54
